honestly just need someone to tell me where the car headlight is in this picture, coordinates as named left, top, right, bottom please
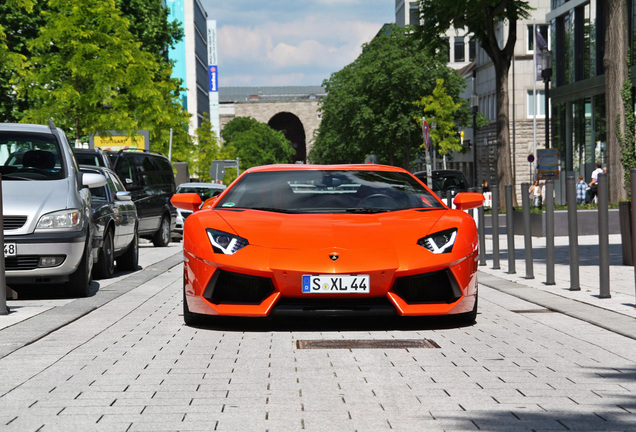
left=418, top=229, right=457, bottom=254
left=206, top=229, right=248, bottom=255
left=36, top=209, right=83, bottom=231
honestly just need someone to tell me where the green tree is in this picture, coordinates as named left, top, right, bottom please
left=15, top=0, right=189, bottom=151
left=417, top=0, right=531, bottom=205
left=221, top=117, right=295, bottom=173
left=309, top=24, right=466, bottom=168
left=0, top=0, right=37, bottom=122
left=414, top=78, right=466, bottom=157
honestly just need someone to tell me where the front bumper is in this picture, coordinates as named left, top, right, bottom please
left=4, top=230, right=88, bottom=284
left=182, top=246, right=479, bottom=318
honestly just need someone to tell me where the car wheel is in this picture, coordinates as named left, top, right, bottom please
left=94, top=229, right=115, bottom=279
left=152, top=214, right=170, bottom=247
left=66, top=237, right=91, bottom=298
left=117, top=230, right=139, bottom=271
left=183, top=287, right=205, bottom=326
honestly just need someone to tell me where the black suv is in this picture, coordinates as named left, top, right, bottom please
left=413, top=169, right=470, bottom=199
left=107, top=149, right=176, bottom=246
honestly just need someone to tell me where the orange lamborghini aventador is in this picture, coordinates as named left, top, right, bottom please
left=171, top=164, right=484, bottom=326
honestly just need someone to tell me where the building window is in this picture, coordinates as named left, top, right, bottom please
left=469, top=39, right=476, bottom=61
left=527, top=24, right=549, bottom=53
left=454, top=37, right=465, bottom=62
left=527, top=90, right=546, bottom=117
left=409, top=2, right=420, bottom=25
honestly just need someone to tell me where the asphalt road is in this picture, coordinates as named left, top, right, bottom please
left=0, top=240, right=634, bottom=431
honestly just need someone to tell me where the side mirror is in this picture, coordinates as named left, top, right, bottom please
left=115, top=191, right=132, bottom=201
left=171, top=193, right=203, bottom=213
left=81, top=172, right=107, bottom=189
left=453, top=192, right=484, bottom=211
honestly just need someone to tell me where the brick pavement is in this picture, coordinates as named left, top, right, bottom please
left=0, top=238, right=635, bottom=431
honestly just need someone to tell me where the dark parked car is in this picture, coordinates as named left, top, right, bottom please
left=73, top=148, right=113, bottom=170
left=80, top=166, right=139, bottom=278
left=413, top=169, right=470, bottom=199
left=106, top=149, right=177, bottom=247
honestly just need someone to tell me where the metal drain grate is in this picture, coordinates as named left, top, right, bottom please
left=296, top=339, right=440, bottom=349
left=511, top=308, right=555, bottom=314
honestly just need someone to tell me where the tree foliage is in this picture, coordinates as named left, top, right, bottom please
left=221, top=117, right=295, bottom=177
left=3, top=0, right=188, bottom=154
left=417, top=0, right=531, bottom=205
left=309, top=24, right=467, bottom=168
left=414, top=78, right=467, bottom=156
left=0, top=0, right=38, bottom=122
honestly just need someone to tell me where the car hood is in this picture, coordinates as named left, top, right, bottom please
left=212, top=208, right=454, bottom=249
left=2, top=179, right=73, bottom=233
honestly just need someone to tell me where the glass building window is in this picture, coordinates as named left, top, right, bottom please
left=527, top=24, right=549, bottom=52
left=409, top=2, right=419, bottom=25
left=454, top=37, right=465, bottom=62
left=469, top=39, right=476, bottom=61
left=527, top=90, right=546, bottom=117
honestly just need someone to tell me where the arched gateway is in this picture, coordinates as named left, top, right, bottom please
left=219, top=86, right=325, bottom=163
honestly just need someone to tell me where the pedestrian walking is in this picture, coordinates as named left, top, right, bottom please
left=585, top=162, right=604, bottom=204
left=529, top=180, right=542, bottom=207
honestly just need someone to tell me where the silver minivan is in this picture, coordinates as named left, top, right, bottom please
left=1, top=122, right=106, bottom=297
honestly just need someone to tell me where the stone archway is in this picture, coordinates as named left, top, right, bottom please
left=268, top=112, right=306, bottom=163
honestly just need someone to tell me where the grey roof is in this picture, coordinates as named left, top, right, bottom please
left=219, top=86, right=326, bottom=103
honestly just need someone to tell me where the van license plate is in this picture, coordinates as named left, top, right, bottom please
left=302, top=275, right=370, bottom=293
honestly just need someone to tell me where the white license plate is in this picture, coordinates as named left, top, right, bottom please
left=302, top=274, right=370, bottom=293
left=4, top=243, right=16, bottom=257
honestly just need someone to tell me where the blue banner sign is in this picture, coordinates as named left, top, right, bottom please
left=209, top=65, right=218, bottom=92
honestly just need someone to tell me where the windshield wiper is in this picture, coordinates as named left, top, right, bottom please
left=249, top=207, right=299, bottom=214
left=345, top=207, right=393, bottom=213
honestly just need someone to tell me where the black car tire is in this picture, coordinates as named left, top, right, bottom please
left=152, top=214, right=171, bottom=247
left=94, top=229, right=115, bottom=279
left=183, top=287, right=205, bottom=326
left=66, top=237, right=92, bottom=298
left=117, top=230, right=139, bottom=271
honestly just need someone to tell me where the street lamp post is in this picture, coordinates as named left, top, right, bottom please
left=541, top=49, right=552, bottom=149
left=470, top=93, right=479, bottom=188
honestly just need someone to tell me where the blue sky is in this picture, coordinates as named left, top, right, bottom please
left=200, top=0, right=394, bottom=87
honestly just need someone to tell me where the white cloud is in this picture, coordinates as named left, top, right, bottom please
left=217, top=18, right=381, bottom=86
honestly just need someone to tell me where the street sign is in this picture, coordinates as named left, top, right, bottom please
left=422, top=117, right=430, bottom=150
left=210, top=160, right=225, bottom=180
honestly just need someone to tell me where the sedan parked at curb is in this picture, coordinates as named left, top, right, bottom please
left=80, top=166, right=139, bottom=279
left=171, top=164, right=484, bottom=326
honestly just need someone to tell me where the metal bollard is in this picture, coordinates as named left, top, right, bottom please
left=446, top=190, right=452, bottom=207
left=545, top=180, right=555, bottom=285
left=505, top=184, right=515, bottom=274
left=598, top=173, right=610, bottom=298
left=491, top=184, right=500, bottom=270
left=1, top=173, right=8, bottom=315
left=521, top=182, right=534, bottom=279
left=566, top=174, right=580, bottom=291
left=478, top=187, right=487, bottom=266
left=631, top=169, right=636, bottom=301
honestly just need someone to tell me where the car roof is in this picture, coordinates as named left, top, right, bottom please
left=0, top=122, right=57, bottom=134
left=244, top=164, right=411, bottom=174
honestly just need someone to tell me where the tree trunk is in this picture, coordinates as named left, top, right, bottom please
left=604, top=0, right=628, bottom=203
left=495, top=61, right=515, bottom=208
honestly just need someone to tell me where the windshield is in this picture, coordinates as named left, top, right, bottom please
left=216, top=169, right=444, bottom=213
left=0, top=132, right=65, bottom=180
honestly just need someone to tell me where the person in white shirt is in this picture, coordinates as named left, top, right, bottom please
left=585, top=162, right=604, bottom=204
